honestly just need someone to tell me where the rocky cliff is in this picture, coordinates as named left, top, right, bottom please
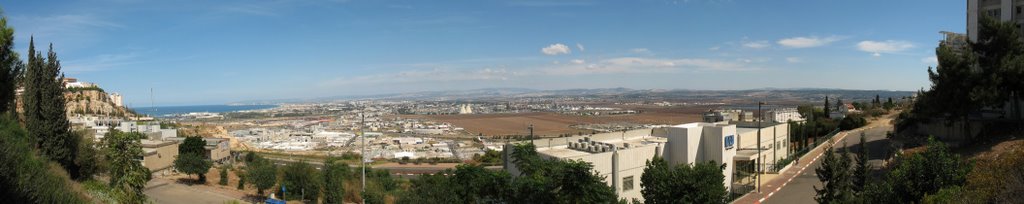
left=64, top=90, right=133, bottom=117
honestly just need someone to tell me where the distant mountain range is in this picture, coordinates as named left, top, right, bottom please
left=229, top=87, right=916, bottom=105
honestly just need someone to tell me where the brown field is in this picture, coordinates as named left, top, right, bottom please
left=405, top=105, right=709, bottom=136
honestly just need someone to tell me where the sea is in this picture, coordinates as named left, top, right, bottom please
left=132, top=104, right=278, bottom=117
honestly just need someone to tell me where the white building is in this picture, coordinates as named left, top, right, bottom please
left=459, top=104, right=473, bottom=114
left=506, top=121, right=790, bottom=202
left=109, top=93, right=123, bottom=107
left=765, top=108, right=804, bottom=123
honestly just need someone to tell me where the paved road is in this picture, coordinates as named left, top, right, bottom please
left=733, top=115, right=896, bottom=204
left=761, top=123, right=894, bottom=204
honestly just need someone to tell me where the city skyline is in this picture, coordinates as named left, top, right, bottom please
left=4, top=0, right=962, bottom=106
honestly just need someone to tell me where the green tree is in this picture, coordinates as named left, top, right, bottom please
left=507, top=143, right=617, bottom=203
left=279, top=160, right=321, bottom=202
left=641, top=156, right=728, bottom=204
left=814, top=143, right=852, bottom=203
left=398, top=172, right=460, bottom=204
left=104, top=130, right=151, bottom=203
left=74, top=130, right=102, bottom=181
left=179, top=136, right=206, bottom=156
left=237, top=171, right=246, bottom=190
left=920, top=41, right=981, bottom=141
left=0, top=115, right=88, bottom=203
left=972, top=16, right=1024, bottom=120
left=852, top=133, right=870, bottom=195
left=245, top=155, right=277, bottom=198
left=174, top=152, right=212, bottom=183
left=0, top=12, right=22, bottom=114
left=175, top=136, right=211, bottom=183
left=824, top=96, right=830, bottom=114
left=23, top=41, right=80, bottom=178
left=219, top=167, right=229, bottom=186
left=322, top=157, right=349, bottom=204
left=862, top=137, right=971, bottom=203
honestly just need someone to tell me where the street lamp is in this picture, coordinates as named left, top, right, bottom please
left=360, top=112, right=366, bottom=204
left=756, top=101, right=766, bottom=193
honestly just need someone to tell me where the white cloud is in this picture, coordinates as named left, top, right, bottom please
left=630, top=48, right=651, bottom=53
left=570, top=59, right=585, bottom=64
left=922, top=56, right=938, bottom=64
left=742, top=41, right=770, bottom=49
left=543, top=57, right=756, bottom=75
left=576, top=43, right=585, bottom=52
left=709, top=46, right=721, bottom=51
left=541, top=43, right=571, bottom=55
left=777, top=36, right=843, bottom=48
left=786, top=57, right=802, bottom=63
left=857, top=40, right=914, bottom=56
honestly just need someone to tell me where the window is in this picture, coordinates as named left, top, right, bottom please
left=623, top=176, right=634, bottom=191
left=1017, top=6, right=1022, bottom=14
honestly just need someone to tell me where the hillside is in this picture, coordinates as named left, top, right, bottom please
left=64, top=89, right=134, bottom=117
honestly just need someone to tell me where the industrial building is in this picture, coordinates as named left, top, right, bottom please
left=505, top=121, right=790, bottom=202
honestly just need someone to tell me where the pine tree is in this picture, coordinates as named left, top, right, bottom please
left=815, top=143, right=853, bottom=203
left=853, top=132, right=870, bottom=194
left=0, top=15, right=22, bottom=114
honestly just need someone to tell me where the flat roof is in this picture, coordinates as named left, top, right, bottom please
left=535, top=129, right=667, bottom=159
left=141, top=139, right=176, bottom=148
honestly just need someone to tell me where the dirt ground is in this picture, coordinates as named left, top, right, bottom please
left=407, top=105, right=708, bottom=136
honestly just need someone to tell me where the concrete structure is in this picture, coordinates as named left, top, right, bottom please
left=142, top=139, right=180, bottom=175
left=967, top=0, right=1024, bottom=42
left=505, top=121, right=790, bottom=202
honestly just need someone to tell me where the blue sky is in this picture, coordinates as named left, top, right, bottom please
left=3, top=0, right=963, bottom=106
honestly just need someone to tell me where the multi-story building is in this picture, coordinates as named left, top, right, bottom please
left=109, top=92, right=123, bottom=107
left=967, top=0, right=1024, bottom=42
left=504, top=121, right=790, bottom=202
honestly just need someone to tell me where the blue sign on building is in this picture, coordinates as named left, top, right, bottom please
left=724, top=135, right=735, bottom=150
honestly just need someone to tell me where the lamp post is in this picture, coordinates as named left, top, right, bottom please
left=360, top=112, right=365, bottom=204
left=756, top=101, right=765, bottom=193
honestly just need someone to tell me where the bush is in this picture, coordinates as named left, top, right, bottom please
left=0, top=116, right=89, bottom=203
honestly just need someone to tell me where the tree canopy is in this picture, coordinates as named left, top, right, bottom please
left=640, top=156, right=729, bottom=204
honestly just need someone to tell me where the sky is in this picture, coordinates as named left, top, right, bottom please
left=2, top=0, right=964, bottom=106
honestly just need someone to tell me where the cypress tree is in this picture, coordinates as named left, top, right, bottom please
left=824, top=96, right=830, bottom=114
left=23, top=41, right=79, bottom=178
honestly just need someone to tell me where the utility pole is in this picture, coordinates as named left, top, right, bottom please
left=528, top=124, right=534, bottom=144
left=360, top=112, right=366, bottom=204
